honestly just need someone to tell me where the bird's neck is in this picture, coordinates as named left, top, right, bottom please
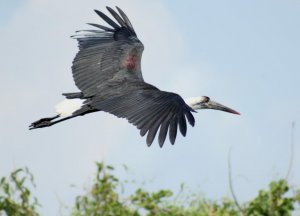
left=184, top=97, right=202, bottom=110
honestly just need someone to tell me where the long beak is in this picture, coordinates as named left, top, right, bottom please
left=207, top=100, right=240, bottom=115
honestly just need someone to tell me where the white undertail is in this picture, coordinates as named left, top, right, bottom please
left=55, top=99, right=83, bottom=117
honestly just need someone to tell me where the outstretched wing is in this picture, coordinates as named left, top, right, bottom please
left=72, top=7, right=144, bottom=97
left=89, top=88, right=195, bottom=147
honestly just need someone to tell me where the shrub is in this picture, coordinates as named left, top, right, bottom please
left=0, top=168, right=40, bottom=216
left=1, top=163, right=299, bottom=216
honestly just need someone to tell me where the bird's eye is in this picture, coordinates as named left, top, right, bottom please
left=203, top=96, right=210, bottom=103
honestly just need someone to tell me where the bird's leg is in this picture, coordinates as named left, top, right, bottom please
left=29, top=106, right=98, bottom=130
left=29, top=114, right=81, bottom=130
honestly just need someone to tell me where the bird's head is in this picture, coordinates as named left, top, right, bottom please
left=185, top=96, right=240, bottom=115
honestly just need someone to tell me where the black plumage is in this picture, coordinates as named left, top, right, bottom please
left=30, top=6, right=196, bottom=147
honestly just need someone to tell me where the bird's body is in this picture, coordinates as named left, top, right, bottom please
left=30, top=7, right=239, bottom=147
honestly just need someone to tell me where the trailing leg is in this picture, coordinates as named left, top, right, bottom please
left=29, top=99, right=97, bottom=130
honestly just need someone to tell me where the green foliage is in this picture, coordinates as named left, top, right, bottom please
left=71, top=163, right=300, bottom=216
left=72, top=163, right=138, bottom=216
left=1, top=164, right=300, bottom=216
left=0, top=168, right=40, bottom=216
left=246, top=180, right=297, bottom=216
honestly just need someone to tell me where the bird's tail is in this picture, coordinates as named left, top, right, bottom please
left=29, top=99, right=96, bottom=130
left=62, top=92, right=85, bottom=99
left=55, top=99, right=83, bottom=117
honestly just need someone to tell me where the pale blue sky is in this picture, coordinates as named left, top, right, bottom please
left=1, top=0, right=299, bottom=215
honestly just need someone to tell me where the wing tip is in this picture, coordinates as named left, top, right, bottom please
left=158, top=141, right=164, bottom=148
left=94, top=8, right=120, bottom=29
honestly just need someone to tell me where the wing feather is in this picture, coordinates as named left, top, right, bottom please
left=139, top=104, right=168, bottom=136
left=94, top=9, right=120, bottom=29
left=140, top=100, right=170, bottom=136
left=89, top=87, right=195, bottom=146
left=72, top=7, right=144, bottom=97
left=106, top=6, right=127, bottom=27
left=158, top=110, right=174, bottom=147
left=178, top=113, right=187, bottom=137
left=116, top=7, right=136, bottom=34
left=169, top=116, right=178, bottom=145
left=185, top=111, right=195, bottom=127
left=87, top=23, right=114, bottom=32
left=146, top=109, right=170, bottom=146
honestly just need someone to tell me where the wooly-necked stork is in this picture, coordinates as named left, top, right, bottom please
left=30, top=7, right=240, bottom=147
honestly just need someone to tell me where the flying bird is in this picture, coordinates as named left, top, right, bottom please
left=30, top=7, right=240, bottom=147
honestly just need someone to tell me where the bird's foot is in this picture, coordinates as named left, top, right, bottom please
left=29, top=115, right=59, bottom=130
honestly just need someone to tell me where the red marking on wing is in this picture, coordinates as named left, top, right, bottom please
left=123, top=50, right=139, bottom=71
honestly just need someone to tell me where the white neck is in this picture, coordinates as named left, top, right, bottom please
left=184, top=97, right=203, bottom=110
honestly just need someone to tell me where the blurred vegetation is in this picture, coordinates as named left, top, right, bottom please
left=1, top=163, right=299, bottom=216
left=0, top=168, right=40, bottom=216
